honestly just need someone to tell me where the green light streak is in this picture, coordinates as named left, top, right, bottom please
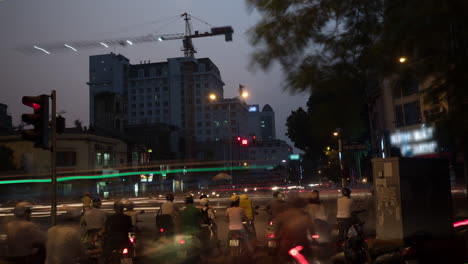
left=0, top=165, right=272, bottom=185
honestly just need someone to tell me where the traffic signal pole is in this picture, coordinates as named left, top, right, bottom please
left=50, top=90, right=57, bottom=226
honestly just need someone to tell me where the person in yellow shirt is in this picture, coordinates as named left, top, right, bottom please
left=239, top=194, right=256, bottom=238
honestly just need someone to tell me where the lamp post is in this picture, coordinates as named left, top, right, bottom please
left=209, top=91, right=249, bottom=185
left=333, top=131, right=345, bottom=188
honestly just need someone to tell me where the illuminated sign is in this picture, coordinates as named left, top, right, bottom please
left=390, top=124, right=437, bottom=157
left=248, top=105, right=258, bottom=112
left=289, top=154, right=300, bottom=160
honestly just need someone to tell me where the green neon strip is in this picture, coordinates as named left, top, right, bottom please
left=0, top=165, right=272, bottom=185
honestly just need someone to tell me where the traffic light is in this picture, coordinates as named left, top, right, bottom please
left=252, top=135, right=257, bottom=145
left=21, top=95, right=49, bottom=149
left=241, top=139, right=249, bottom=146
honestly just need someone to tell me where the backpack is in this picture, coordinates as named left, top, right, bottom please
left=200, top=208, right=212, bottom=225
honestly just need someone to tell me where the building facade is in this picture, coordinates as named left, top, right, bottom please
left=246, top=104, right=276, bottom=140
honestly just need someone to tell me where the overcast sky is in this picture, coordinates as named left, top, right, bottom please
left=0, top=0, right=309, bottom=152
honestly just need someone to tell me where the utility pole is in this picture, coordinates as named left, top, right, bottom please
left=50, top=90, right=57, bottom=226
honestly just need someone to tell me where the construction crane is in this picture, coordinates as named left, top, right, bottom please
left=23, top=12, right=233, bottom=57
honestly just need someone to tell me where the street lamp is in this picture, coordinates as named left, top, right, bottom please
left=398, top=56, right=408, bottom=63
left=333, top=131, right=345, bottom=188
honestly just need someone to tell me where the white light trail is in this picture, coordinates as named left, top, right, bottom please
left=33, top=45, right=50, bottom=54
left=126, top=40, right=133, bottom=45
left=100, top=42, right=109, bottom=48
left=64, top=44, right=77, bottom=52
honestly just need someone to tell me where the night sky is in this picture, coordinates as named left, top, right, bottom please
left=0, top=0, right=308, bottom=151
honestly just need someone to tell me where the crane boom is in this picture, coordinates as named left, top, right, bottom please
left=22, top=12, right=233, bottom=57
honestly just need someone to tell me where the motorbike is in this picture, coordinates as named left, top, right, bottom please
left=103, top=234, right=135, bottom=264
left=342, top=209, right=371, bottom=264
left=228, top=229, right=248, bottom=262
left=265, top=220, right=277, bottom=256
left=174, top=233, right=201, bottom=263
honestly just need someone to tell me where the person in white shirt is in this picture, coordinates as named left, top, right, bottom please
left=46, top=208, right=87, bottom=264
left=82, top=197, right=107, bottom=231
left=226, top=195, right=252, bottom=253
left=6, top=202, right=46, bottom=264
left=336, top=188, right=353, bottom=241
left=157, top=193, right=180, bottom=235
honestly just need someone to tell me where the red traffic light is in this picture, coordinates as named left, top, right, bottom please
left=237, top=136, right=241, bottom=141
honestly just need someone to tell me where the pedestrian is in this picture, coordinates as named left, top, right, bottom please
left=82, top=192, right=92, bottom=212
left=274, top=197, right=315, bottom=262
left=336, top=188, right=353, bottom=242
left=45, top=207, right=87, bottom=264
left=6, top=202, right=46, bottom=264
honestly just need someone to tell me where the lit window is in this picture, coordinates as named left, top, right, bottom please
left=96, top=153, right=102, bottom=165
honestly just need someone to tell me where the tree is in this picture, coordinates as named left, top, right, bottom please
left=0, top=145, right=15, bottom=171
left=74, top=119, right=83, bottom=131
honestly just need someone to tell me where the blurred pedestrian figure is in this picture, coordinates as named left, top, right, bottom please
left=266, top=191, right=288, bottom=221
left=6, top=202, right=46, bottom=264
left=336, top=188, right=353, bottom=242
left=45, top=207, right=87, bottom=264
left=82, top=192, right=92, bottom=212
left=274, top=197, right=315, bottom=262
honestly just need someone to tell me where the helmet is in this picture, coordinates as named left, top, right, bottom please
left=114, top=200, right=125, bottom=213
left=273, top=191, right=280, bottom=198
left=124, top=200, right=135, bottom=211
left=342, top=188, right=351, bottom=197
left=92, top=198, right=102, bottom=208
left=230, top=195, right=240, bottom=202
left=200, top=198, right=209, bottom=206
left=166, top=193, right=175, bottom=202
left=240, top=194, right=248, bottom=200
left=276, top=193, right=285, bottom=201
left=185, top=195, right=194, bottom=204
left=13, top=202, right=32, bottom=218
left=199, top=194, right=207, bottom=199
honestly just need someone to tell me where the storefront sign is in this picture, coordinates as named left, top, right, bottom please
left=390, top=124, right=437, bottom=157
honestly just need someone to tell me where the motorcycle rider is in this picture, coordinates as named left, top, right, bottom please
left=6, top=202, right=46, bottom=264
left=274, top=197, right=315, bottom=262
left=266, top=191, right=288, bottom=221
left=45, top=207, right=87, bottom=264
left=337, top=188, right=353, bottom=242
left=123, top=200, right=141, bottom=228
left=82, top=197, right=107, bottom=232
left=181, top=195, right=202, bottom=235
left=82, top=192, right=93, bottom=212
left=239, top=194, right=256, bottom=238
left=199, top=198, right=220, bottom=255
left=226, top=195, right=253, bottom=253
left=102, top=200, right=133, bottom=261
left=157, top=193, right=180, bottom=235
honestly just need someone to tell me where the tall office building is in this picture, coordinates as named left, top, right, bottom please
left=246, top=104, right=276, bottom=140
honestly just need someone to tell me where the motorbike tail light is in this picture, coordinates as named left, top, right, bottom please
left=401, top=246, right=417, bottom=257
left=122, top=248, right=129, bottom=255
left=312, top=234, right=319, bottom=239
left=129, top=237, right=135, bottom=243
left=159, top=228, right=164, bottom=233
left=179, top=239, right=186, bottom=245
left=267, top=233, right=275, bottom=239
left=288, top=246, right=309, bottom=264
left=269, top=221, right=273, bottom=226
